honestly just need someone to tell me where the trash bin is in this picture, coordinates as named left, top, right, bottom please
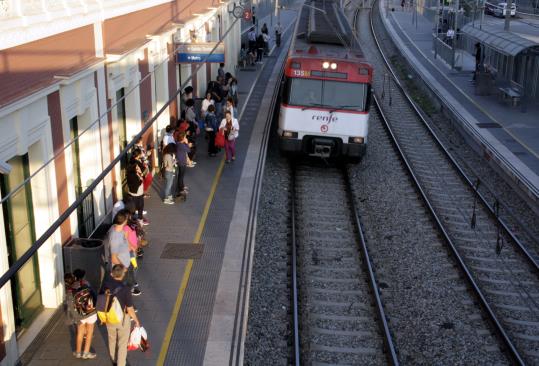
left=63, top=238, right=105, bottom=292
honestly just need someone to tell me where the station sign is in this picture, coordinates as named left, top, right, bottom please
left=176, top=43, right=225, bottom=63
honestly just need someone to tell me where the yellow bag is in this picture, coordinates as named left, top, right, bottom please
left=130, top=256, right=138, bottom=269
left=96, top=288, right=125, bottom=325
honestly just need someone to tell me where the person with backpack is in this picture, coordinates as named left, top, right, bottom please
left=102, top=264, right=141, bottom=366
left=110, top=210, right=141, bottom=295
left=65, top=269, right=97, bottom=359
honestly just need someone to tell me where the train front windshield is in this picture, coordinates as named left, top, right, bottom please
left=284, top=78, right=369, bottom=111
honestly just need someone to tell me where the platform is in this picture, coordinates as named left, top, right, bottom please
left=21, top=8, right=298, bottom=366
left=380, top=0, right=539, bottom=211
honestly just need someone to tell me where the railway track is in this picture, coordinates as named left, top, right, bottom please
left=290, top=161, right=397, bottom=365
left=348, top=2, right=539, bottom=364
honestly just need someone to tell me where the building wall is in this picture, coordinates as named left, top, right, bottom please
left=0, top=0, right=240, bottom=361
left=0, top=93, right=63, bottom=365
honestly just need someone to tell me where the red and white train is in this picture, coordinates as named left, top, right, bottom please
left=278, top=0, right=373, bottom=162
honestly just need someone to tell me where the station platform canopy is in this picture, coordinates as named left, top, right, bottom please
left=461, top=24, right=539, bottom=57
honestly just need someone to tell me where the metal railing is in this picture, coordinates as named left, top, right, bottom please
left=432, top=34, right=455, bottom=68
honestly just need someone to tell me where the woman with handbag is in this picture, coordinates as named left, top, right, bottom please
left=162, top=143, right=176, bottom=204
left=219, top=110, right=239, bottom=163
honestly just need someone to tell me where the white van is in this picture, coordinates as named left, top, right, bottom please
left=485, top=2, right=517, bottom=17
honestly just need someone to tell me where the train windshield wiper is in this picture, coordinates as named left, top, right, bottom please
left=301, top=103, right=325, bottom=111
left=328, top=105, right=362, bottom=113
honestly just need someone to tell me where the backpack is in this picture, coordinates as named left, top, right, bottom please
left=96, top=286, right=125, bottom=325
left=72, top=282, right=95, bottom=316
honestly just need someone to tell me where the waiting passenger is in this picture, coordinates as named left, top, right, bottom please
left=103, top=264, right=141, bottom=366
left=174, top=131, right=191, bottom=197
left=66, top=270, right=97, bottom=360
left=162, top=143, right=177, bottom=204
left=126, top=150, right=148, bottom=225
left=205, top=104, right=219, bottom=157
left=219, top=110, right=240, bottom=163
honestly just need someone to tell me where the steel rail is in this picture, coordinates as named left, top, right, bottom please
left=290, top=161, right=301, bottom=366
left=341, top=166, right=400, bottom=365
left=367, top=0, right=539, bottom=274
left=373, top=91, right=526, bottom=365
left=289, top=161, right=399, bottom=365
left=366, top=3, right=527, bottom=363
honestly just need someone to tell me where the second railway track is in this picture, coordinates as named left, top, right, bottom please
left=348, top=1, right=539, bottom=363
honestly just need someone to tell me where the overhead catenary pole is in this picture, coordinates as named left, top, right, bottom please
left=504, top=0, right=512, bottom=31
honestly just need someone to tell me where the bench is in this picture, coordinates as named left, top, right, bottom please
left=498, top=87, right=521, bottom=107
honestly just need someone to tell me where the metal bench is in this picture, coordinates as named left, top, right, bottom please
left=498, top=86, right=521, bottom=107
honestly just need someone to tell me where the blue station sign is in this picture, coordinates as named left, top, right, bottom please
left=176, top=43, right=225, bottom=63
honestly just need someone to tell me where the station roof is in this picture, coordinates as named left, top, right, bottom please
left=462, top=24, right=539, bottom=57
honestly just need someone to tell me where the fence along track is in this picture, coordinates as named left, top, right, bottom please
left=350, top=2, right=539, bottom=364
left=290, top=161, right=398, bottom=365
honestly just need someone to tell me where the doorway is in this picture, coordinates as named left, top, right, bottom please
left=0, top=154, right=42, bottom=332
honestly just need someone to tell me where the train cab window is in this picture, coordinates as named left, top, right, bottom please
left=288, top=78, right=322, bottom=106
left=323, top=81, right=367, bottom=111
left=285, top=78, right=368, bottom=111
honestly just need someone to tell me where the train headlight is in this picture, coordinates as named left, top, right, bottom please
left=330, top=62, right=337, bottom=70
left=322, top=61, right=330, bottom=69
left=283, top=131, right=298, bottom=138
left=349, top=136, right=364, bottom=144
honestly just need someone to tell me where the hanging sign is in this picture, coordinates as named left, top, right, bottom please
left=176, top=43, right=225, bottom=63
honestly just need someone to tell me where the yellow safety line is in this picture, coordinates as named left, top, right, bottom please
left=157, top=156, right=226, bottom=366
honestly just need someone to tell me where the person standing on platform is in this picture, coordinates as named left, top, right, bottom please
left=256, top=33, right=265, bottom=63
left=219, top=110, right=239, bottom=163
left=104, top=264, right=141, bottom=366
left=275, top=23, right=282, bottom=47
left=473, top=42, right=482, bottom=81
left=201, top=92, right=214, bottom=119
left=175, top=132, right=191, bottom=196
left=262, top=31, right=270, bottom=55
left=248, top=27, right=257, bottom=54
left=208, top=78, right=224, bottom=119
left=218, top=63, right=225, bottom=81
left=65, top=270, right=97, bottom=360
left=205, top=104, right=219, bottom=156
left=162, top=143, right=177, bottom=204
left=261, top=23, right=268, bottom=35
left=126, top=150, right=148, bottom=226
left=225, top=97, right=237, bottom=119
left=110, top=210, right=141, bottom=296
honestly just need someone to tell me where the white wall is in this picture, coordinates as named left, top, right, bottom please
left=0, top=95, right=63, bottom=365
left=60, top=71, right=107, bottom=235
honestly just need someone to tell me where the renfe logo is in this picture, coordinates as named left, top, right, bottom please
left=312, top=115, right=338, bottom=123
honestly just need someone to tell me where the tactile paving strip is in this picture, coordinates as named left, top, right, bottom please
left=163, top=42, right=286, bottom=366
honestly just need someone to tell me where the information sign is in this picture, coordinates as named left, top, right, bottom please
left=176, top=43, right=225, bottom=63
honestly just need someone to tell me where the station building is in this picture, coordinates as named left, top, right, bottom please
left=0, top=1, right=240, bottom=364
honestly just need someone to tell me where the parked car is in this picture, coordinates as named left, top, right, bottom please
left=485, top=1, right=517, bottom=17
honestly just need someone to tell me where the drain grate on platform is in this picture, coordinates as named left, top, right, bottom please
left=161, top=243, right=204, bottom=259
left=476, top=122, right=502, bottom=128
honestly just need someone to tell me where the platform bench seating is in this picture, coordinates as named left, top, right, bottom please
left=498, top=86, right=521, bottom=107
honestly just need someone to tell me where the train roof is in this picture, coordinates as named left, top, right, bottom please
left=289, top=0, right=365, bottom=62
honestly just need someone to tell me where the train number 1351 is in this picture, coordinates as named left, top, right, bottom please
left=292, top=70, right=309, bottom=77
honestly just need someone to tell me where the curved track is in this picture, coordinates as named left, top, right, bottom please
left=351, top=1, right=539, bottom=364
left=290, top=161, right=397, bottom=365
